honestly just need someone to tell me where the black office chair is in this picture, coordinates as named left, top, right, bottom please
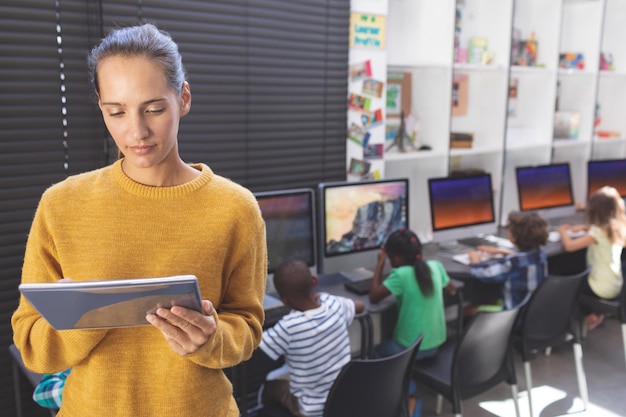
left=514, top=267, right=590, bottom=417
left=9, top=344, right=58, bottom=417
left=578, top=268, right=626, bottom=368
left=412, top=304, right=524, bottom=417
left=259, top=334, right=423, bottom=417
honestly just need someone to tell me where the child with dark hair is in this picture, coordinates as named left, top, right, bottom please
left=559, top=186, right=626, bottom=330
left=369, top=228, right=456, bottom=360
left=369, top=228, right=456, bottom=417
left=467, top=210, right=549, bottom=312
left=258, top=259, right=364, bottom=417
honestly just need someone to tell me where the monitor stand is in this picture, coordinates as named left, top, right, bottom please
left=437, top=240, right=471, bottom=255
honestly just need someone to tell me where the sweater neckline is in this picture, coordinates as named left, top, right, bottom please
left=112, top=159, right=213, bottom=199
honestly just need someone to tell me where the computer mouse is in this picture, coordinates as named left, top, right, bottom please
left=418, top=145, right=432, bottom=151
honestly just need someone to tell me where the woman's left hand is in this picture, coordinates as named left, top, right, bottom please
left=146, top=299, right=217, bottom=356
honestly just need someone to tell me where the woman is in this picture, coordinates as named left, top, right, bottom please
left=12, top=23, right=267, bottom=417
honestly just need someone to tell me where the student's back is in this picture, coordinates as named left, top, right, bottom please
left=259, top=259, right=363, bottom=417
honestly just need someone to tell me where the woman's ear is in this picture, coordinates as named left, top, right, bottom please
left=180, top=81, right=191, bottom=115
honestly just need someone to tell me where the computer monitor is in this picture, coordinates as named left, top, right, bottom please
left=516, top=163, right=576, bottom=220
left=255, top=188, right=317, bottom=288
left=428, top=173, right=497, bottom=244
left=587, top=159, right=626, bottom=200
left=317, top=178, right=409, bottom=276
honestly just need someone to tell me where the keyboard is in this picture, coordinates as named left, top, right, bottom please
left=457, top=235, right=515, bottom=249
left=452, top=252, right=494, bottom=265
left=344, top=277, right=373, bottom=295
left=457, top=236, right=497, bottom=248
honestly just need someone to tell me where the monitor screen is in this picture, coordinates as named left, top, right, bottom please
left=516, top=163, right=575, bottom=219
left=587, top=159, right=626, bottom=200
left=428, top=174, right=497, bottom=243
left=317, top=178, right=409, bottom=275
left=255, top=188, right=317, bottom=283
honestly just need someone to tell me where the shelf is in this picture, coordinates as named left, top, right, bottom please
left=552, top=140, right=589, bottom=148
left=449, top=146, right=503, bottom=157
left=505, top=142, right=552, bottom=152
left=388, top=62, right=451, bottom=71
left=599, top=70, right=626, bottom=79
left=558, top=68, right=597, bottom=77
left=384, top=149, right=447, bottom=161
left=511, top=65, right=554, bottom=74
left=593, top=137, right=626, bottom=144
left=454, top=63, right=506, bottom=72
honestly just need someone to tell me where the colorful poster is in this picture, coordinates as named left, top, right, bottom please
left=350, top=13, right=386, bottom=49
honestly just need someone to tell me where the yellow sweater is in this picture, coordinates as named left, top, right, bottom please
left=12, top=160, right=267, bottom=417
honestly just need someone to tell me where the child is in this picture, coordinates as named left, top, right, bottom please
left=468, top=210, right=549, bottom=312
left=369, top=228, right=455, bottom=417
left=558, top=186, right=626, bottom=330
left=258, top=259, right=365, bottom=417
left=33, top=369, right=70, bottom=410
left=369, top=228, right=455, bottom=359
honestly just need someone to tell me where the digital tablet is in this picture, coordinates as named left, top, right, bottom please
left=19, top=275, right=203, bottom=330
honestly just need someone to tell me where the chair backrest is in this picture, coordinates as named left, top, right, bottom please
left=323, top=334, right=423, bottom=417
left=453, top=302, right=524, bottom=399
left=519, top=267, right=590, bottom=354
left=619, top=276, right=626, bottom=322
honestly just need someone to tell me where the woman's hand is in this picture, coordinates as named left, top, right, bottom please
left=146, top=299, right=217, bottom=356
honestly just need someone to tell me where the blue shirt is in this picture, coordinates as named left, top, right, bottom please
left=470, top=248, right=547, bottom=309
left=33, top=369, right=70, bottom=409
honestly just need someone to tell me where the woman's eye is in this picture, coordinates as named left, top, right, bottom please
left=109, top=112, right=123, bottom=117
left=147, top=108, right=165, bottom=114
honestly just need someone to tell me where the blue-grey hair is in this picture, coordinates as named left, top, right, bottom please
left=87, top=23, right=187, bottom=99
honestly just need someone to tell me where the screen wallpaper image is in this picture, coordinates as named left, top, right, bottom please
left=324, top=182, right=407, bottom=256
left=517, top=165, right=573, bottom=210
left=429, top=176, right=494, bottom=230
left=588, top=160, right=626, bottom=199
left=257, top=193, right=315, bottom=272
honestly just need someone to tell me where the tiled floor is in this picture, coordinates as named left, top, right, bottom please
left=418, top=316, right=626, bottom=417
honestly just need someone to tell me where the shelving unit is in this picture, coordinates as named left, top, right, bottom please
left=592, top=0, right=626, bottom=160
left=552, top=0, right=605, bottom=207
left=384, top=0, right=625, bottom=236
left=384, top=0, right=456, bottom=236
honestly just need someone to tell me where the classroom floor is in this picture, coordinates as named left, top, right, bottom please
left=418, top=316, right=626, bottom=417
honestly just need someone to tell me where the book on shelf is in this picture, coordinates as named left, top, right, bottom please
left=468, top=37, right=487, bottom=64
left=450, top=132, right=473, bottom=149
left=554, top=111, right=580, bottom=140
left=559, top=53, right=584, bottom=70
left=451, top=73, right=469, bottom=117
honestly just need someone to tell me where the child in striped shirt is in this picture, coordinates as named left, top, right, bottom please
left=258, top=259, right=364, bottom=417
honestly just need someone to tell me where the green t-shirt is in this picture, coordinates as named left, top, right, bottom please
left=383, top=260, right=450, bottom=350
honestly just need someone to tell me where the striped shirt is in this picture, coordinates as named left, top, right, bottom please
left=32, top=369, right=70, bottom=409
left=259, top=293, right=356, bottom=417
left=470, top=248, right=547, bottom=309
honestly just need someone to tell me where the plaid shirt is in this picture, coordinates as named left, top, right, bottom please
left=470, top=248, right=547, bottom=309
left=32, top=369, right=70, bottom=409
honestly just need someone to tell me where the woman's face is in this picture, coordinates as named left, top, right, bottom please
left=97, top=55, right=191, bottom=173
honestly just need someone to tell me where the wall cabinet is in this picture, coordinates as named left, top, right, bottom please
left=385, top=0, right=625, bottom=236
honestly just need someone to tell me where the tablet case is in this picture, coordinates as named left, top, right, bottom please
left=19, top=275, right=202, bottom=330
